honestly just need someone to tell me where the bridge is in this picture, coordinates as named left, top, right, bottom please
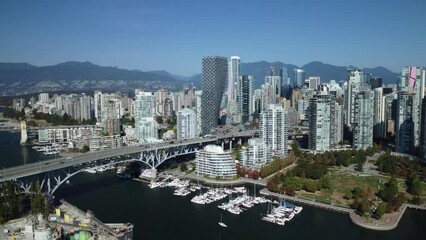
left=0, top=131, right=255, bottom=194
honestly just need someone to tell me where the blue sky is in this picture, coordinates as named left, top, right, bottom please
left=0, top=0, right=425, bottom=75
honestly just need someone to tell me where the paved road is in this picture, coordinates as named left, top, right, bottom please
left=0, top=131, right=255, bottom=182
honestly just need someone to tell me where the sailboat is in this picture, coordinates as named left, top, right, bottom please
left=218, top=213, right=227, bottom=227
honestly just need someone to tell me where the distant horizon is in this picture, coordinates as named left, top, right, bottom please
left=0, top=59, right=417, bottom=77
left=1, top=0, right=425, bottom=76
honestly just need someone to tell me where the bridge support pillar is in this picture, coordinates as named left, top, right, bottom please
left=229, top=141, right=232, bottom=151
left=221, top=142, right=224, bottom=150
left=150, top=167, right=157, bottom=179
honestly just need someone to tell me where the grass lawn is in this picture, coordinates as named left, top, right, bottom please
left=295, top=170, right=386, bottom=207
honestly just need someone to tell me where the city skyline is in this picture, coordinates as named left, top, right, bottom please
left=1, top=0, right=425, bottom=76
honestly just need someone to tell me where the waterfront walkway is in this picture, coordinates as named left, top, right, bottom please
left=259, top=188, right=353, bottom=213
left=259, top=188, right=426, bottom=231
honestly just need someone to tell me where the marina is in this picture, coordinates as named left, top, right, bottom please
left=139, top=175, right=303, bottom=225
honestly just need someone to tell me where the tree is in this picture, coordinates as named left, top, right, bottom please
left=407, top=173, right=422, bottom=196
left=82, top=145, right=90, bottom=153
left=303, top=179, right=318, bottom=193
left=156, top=116, right=164, bottom=124
left=290, top=140, right=301, bottom=158
left=376, top=202, right=386, bottom=219
left=358, top=197, right=370, bottom=215
left=355, top=162, right=363, bottom=172
left=180, top=163, right=187, bottom=172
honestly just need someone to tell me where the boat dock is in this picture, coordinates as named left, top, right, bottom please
left=259, top=188, right=353, bottom=214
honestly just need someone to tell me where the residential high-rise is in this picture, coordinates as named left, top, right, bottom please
left=260, top=104, right=288, bottom=158
left=239, top=138, right=267, bottom=169
left=177, top=108, right=197, bottom=140
left=94, top=90, right=102, bottom=124
left=201, top=56, right=228, bottom=135
left=134, top=91, right=158, bottom=143
left=308, top=94, right=336, bottom=152
left=373, top=87, right=386, bottom=139
left=396, top=91, right=415, bottom=153
left=265, top=76, right=281, bottom=103
left=195, top=90, right=202, bottom=137
left=399, top=66, right=425, bottom=147
left=293, top=69, right=305, bottom=88
left=237, top=75, right=253, bottom=123
left=353, top=89, right=374, bottom=149
left=344, top=68, right=364, bottom=129
left=38, top=93, right=49, bottom=103
left=334, top=103, right=344, bottom=145
left=227, top=56, right=240, bottom=102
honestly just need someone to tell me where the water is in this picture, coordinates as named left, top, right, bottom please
left=0, top=131, right=53, bottom=168
left=53, top=172, right=426, bottom=240
left=0, top=128, right=425, bottom=239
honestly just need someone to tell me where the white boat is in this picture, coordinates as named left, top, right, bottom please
left=227, top=207, right=241, bottom=215
left=117, top=166, right=125, bottom=174
left=294, top=206, right=303, bottom=214
left=261, top=216, right=276, bottom=223
left=191, top=196, right=205, bottom=204
left=84, top=168, right=97, bottom=174
left=218, top=214, right=227, bottom=228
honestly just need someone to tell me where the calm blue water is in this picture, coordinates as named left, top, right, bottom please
left=0, top=127, right=425, bottom=240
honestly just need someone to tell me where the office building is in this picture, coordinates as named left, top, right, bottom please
left=293, top=69, right=305, bottom=88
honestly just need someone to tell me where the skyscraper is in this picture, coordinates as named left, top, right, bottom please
left=293, top=69, right=305, bottom=88
left=353, top=89, right=374, bottom=149
left=195, top=90, right=202, bottom=137
left=260, top=104, right=288, bottom=158
left=227, top=56, right=240, bottom=102
left=396, top=91, right=415, bottom=153
left=237, top=75, right=253, bottom=123
left=344, top=68, right=364, bottom=129
left=308, top=94, right=336, bottom=152
left=399, top=66, right=425, bottom=147
left=373, top=87, right=386, bottom=139
left=201, top=56, right=228, bottom=135
left=280, top=67, right=290, bottom=98
left=265, top=76, right=281, bottom=103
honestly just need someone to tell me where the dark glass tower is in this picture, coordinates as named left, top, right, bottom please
left=201, top=56, right=228, bottom=135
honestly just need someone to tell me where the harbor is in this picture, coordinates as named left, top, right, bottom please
left=141, top=176, right=303, bottom=225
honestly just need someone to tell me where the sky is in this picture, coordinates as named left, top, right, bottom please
left=0, top=0, right=425, bottom=76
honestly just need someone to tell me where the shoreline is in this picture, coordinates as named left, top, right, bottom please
left=176, top=173, right=426, bottom=231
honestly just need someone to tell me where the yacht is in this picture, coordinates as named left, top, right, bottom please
left=218, top=214, right=227, bottom=228
left=294, top=206, right=303, bottom=214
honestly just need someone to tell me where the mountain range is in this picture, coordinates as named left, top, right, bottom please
left=0, top=60, right=405, bottom=96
